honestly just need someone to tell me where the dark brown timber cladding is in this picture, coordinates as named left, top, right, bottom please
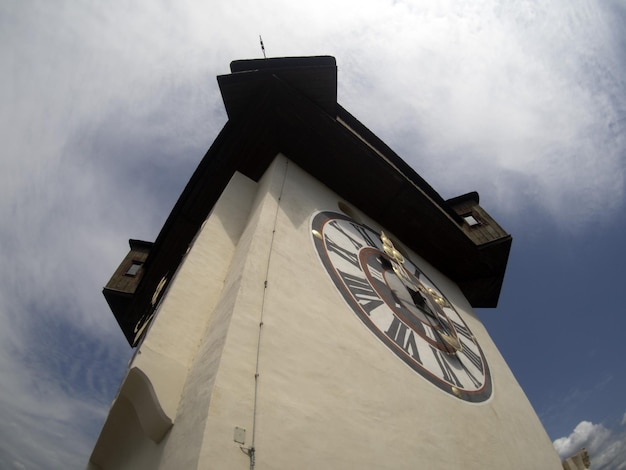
left=107, top=56, right=511, bottom=346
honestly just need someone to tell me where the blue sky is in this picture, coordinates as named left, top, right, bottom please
left=1, top=0, right=625, bottom=468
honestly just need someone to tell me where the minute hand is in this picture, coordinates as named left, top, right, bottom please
left=395, top=262, right=461, bottom=353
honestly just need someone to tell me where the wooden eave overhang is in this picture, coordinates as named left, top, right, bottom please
left=114, top=56, right=511, bottom=346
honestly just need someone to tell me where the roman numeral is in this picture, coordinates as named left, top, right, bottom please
left=327, top=219, right=378, bottom=251
left=385, top=316, right=421, bottom=363
left=367, top=261, right=385, bottom=284
left=337, top=270, right=384, bottom=315
left=456, top=347, right=482, bottom=388
left=350, top=223, right=378, bottom=248
left=430, top=346, right=463, bottom=388
left=459, top=339, right=483, bottom=371
left=450, top=318, right=473, bottom=341
left=325, top=235, right=360, bottom=269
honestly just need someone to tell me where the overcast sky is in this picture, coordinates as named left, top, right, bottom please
left=2, top=0, right=625, bottom=468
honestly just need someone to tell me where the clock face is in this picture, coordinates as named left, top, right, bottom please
left=311, top=210, right=492, bottom=402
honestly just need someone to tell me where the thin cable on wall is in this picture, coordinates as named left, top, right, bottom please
left=247, top=158, right=289, bottom=469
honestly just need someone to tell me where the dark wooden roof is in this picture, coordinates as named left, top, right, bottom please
left=108, top=56, right=511, bottom=346
left=224, top=56, right=338, bottom=119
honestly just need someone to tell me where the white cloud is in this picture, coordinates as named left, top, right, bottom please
left=554, top=420, right=626, bottom=470
left=0, top=313, right=130, bottom=468
left=3, top=1, right=625, bottom=249
left=330, top=0, right=626, bottom=230
left=554, top=421, right=610, bottom=459
left=1, top=0, right=625, bottom=467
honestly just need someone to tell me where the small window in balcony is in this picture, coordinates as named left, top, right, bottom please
left=463, top=214, right=480, bottom=227
left=125, top=261, right=142, bottom=277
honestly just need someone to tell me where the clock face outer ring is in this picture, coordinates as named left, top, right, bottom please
left=311, top=210, right=492, bottom=403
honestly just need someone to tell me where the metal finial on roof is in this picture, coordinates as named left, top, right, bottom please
left=259, top=35, right=266, bottom=59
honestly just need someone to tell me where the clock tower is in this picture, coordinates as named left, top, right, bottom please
left=90, top=56, right=562, bottom=469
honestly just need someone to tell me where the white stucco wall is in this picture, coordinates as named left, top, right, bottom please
left=91, top=154, right=562, bottom=469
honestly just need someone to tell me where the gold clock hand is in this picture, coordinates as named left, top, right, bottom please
left=380, top=230, right=461, bottom=353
